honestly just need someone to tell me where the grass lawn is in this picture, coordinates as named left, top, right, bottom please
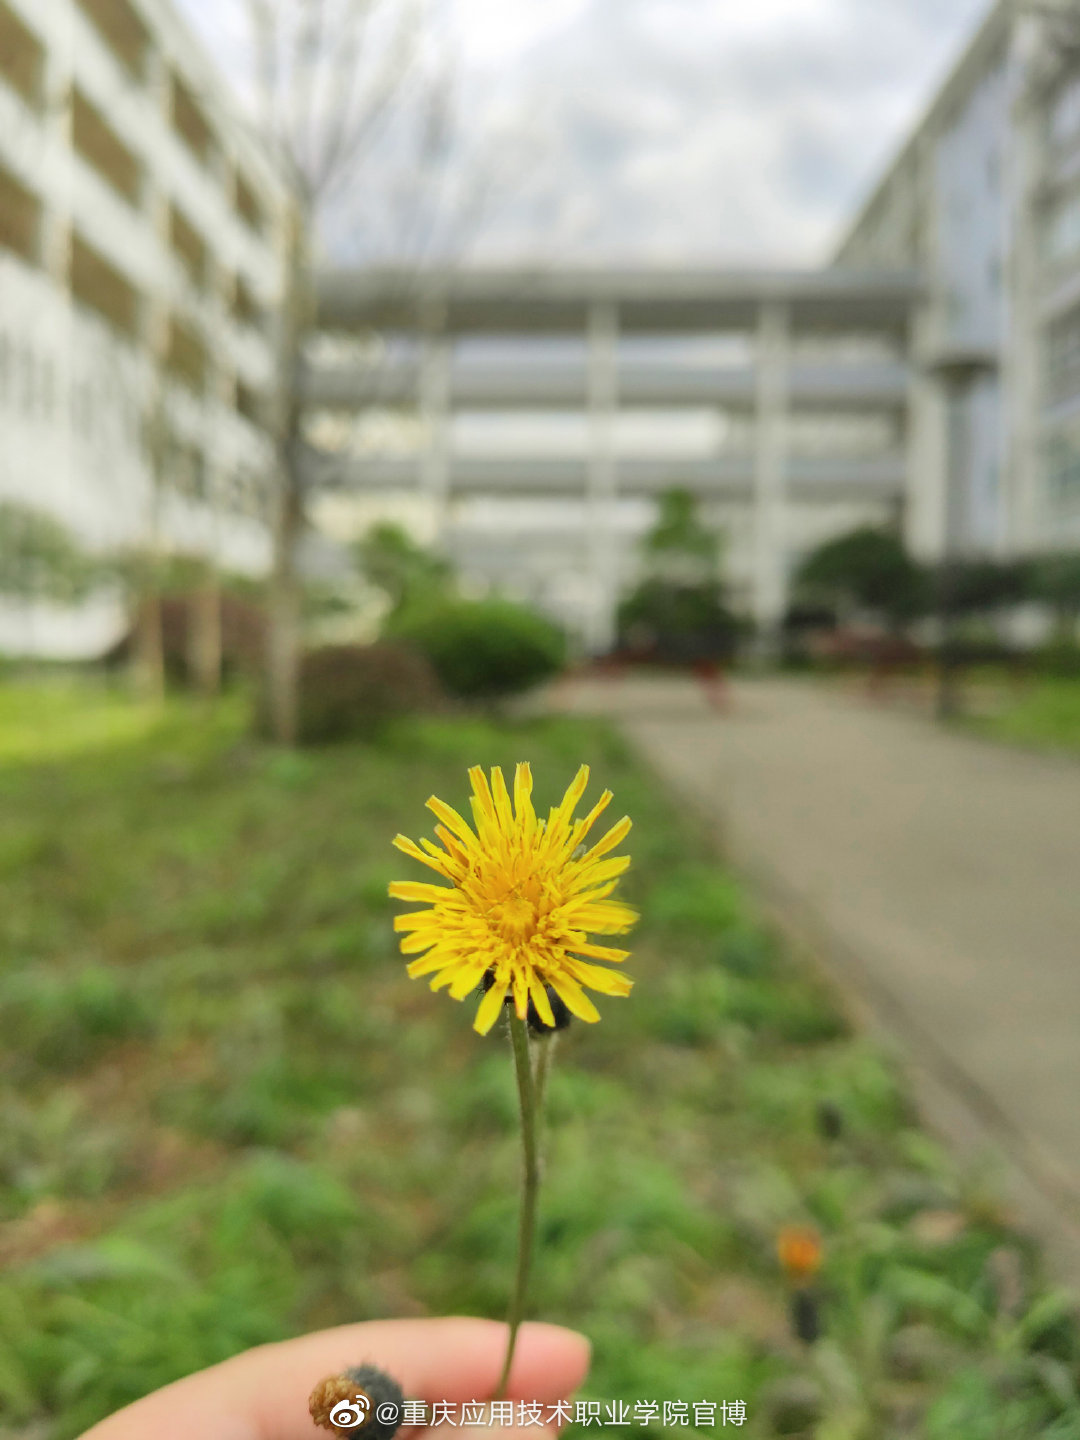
left=963, top=675, right=1080, bottom=757
left=1, top=679, right=1078, bottom=1439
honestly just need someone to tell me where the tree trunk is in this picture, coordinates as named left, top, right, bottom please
left=190, top=579, right=223, bottom=697
left=267, top=480, right=303, bottom=742
left=134, top=588, right=165, bottom=703
left=266, top=207, right=310, bottom=745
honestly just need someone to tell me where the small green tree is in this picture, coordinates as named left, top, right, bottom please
left=795, top=526, right=926, bottom=629
left=355, top=523, right=455, bottom=620
left=617, top=488, right=737, bottom=661
left=938, top=557, right=1029, bottom=619
left=643, top=487, right=719, bottom=574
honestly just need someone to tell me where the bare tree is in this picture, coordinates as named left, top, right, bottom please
left=244, top=0, right=434, bottom=743
left=1020, top=1, right=1080, bottom=89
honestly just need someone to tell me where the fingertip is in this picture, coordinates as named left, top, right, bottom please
left=519, top=1321, right=592, bottom=1372
left=502, top=1321, right=591, bottom=1399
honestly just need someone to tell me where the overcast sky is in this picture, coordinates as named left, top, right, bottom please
left=180, top=0, right=992, bottom=268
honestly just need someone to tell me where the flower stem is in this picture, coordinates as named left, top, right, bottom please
left=495, top=1009, right=541, bottom=1399
left=532, top=1031, right=557, bottom=1119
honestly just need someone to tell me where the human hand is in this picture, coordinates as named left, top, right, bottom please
left=81, top=1317, right=591, bottom=1440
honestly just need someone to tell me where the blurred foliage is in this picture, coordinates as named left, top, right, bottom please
left=618, top=580, right=740, bottom=663
left=106, top=550, right=213, bottom=599
left=619, top=489, right=738, bottom=660
left=0, top=683, right=1076, bottom=1438
left=1025, top=554, right=1080, bottom=675
left=0, top=502, right=101, bottom=605
left=356, top=523, right=455, bottom=620
left=794, top=526, right=927, bottom=627
left=641, top=488, right=719, bottom=571
left=1025, top=552, right=1080, bottom=627
left=389, top=598, right=566, bottom=700
left=292, top=643, right=443, bottom=744
left=938, top=558, right=1030, bottom=618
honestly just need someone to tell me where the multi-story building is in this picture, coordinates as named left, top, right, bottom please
left=835, top=0, right=1080, bottom=565
left=305, top=268, right=919, bottom=650
left=0, top=0, right=292, bottom=654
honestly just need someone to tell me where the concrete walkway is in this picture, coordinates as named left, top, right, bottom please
left=553, top=672, right=1080, bottom=1275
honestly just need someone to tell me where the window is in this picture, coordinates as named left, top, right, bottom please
left=1047, top=193, right=1080, bottom=262
left=169, top=204, right=208, bottom=289
left=226, top=467, right=270, bottom=518
left=165, top=434, right=206, bottom=498
left=0, top=0, right=44, bottom=108
left=165, top=315, right=206, bottom=391
left=1051, top=75, right=1080, bottom=148
left=234, top=379, right=265, bottom=428
left=71, top=232, right=141, bottom=336
left=170, top=72, right=214, bottom=166
left=233, top=169, right=265, bottom=234
left=38, top=355, right=54, bottom=418
left=0, top=160, right=41, bottom=264
left=76, top=0, right=150, bottom=80
left=787, top=412, right=897, bottom=458
left=1047, top=431, right=1080, bottom=508
left=232, top=272, right=263, bottom=328
left=1047, top=307, right=1080, bottom=404
left=72, top=88, right=142, bottom=204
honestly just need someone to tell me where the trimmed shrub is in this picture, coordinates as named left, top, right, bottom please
left=295, top=642, right=443, bottom=744
left=795, top=525, right=928, bottom=626
left=617, top=579, right=741, bottom=663
left=389, top=599, right=566, bottom=700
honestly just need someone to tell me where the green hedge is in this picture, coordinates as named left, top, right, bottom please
left=294, top=643, right=443, bottom=743
left=390, top=598, right=566, bottom=699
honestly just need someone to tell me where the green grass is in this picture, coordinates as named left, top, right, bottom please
left=0, top=680, right=1077, bottom=1439
left=965, top=676, right=1080, bottom=756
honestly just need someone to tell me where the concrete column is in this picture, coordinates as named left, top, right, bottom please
left=907, top=307, right=949, bottom=559
left=40, top=7, right=75, bottom=547
left=143, top=42, right=171, bottom=524
left=41, top=13, right=74, bottom=287
left=752, top=300, right=790, bottom=640
left=903, top=126, right=951, bottom=563
left=1003, top=14, right=1045, bottom=556
left=420, top=298, right=451, bottom=544
left=586, top=298, right=618, bottom=654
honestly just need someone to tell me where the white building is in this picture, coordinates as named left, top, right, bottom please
left=0, top=0, right=292, bottom=655
left=836, top=0, right=1080, bottom=564
left=307, top=269, right=920, bottom=651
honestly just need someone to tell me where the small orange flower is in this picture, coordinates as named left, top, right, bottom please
left=777, top=1225, right=823, bottom=1284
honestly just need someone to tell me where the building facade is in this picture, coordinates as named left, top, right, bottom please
left=836, top=0, right=1080, bottom=565
left=305, top=268, right=918, bottom=650
left=0, top=0, right=291, bottom=655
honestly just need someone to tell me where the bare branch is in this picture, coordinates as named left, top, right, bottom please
left=309, top=0, right=422, bottom=201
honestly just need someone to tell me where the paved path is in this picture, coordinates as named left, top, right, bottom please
left=553, top=672, right=1080, bottom=1273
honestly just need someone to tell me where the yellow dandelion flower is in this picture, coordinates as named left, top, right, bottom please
left=389, top=762, right=637, bottom=1035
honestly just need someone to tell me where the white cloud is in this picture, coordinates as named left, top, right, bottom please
left=176, top=0, right=994, bottom=265
left=450, top=0, right=590, bottom=66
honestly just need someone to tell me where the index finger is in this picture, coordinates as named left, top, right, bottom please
left=82, top=1317, right=592, bottom=1440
